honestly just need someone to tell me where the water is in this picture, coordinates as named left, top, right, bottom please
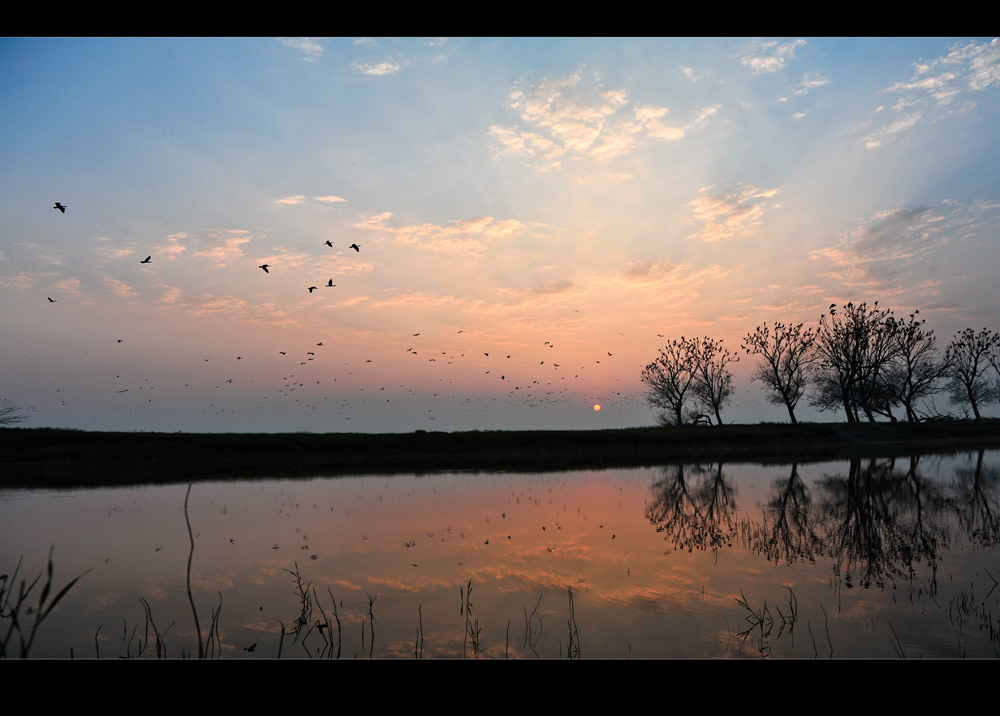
left=2, top=450, right=999, bottom=658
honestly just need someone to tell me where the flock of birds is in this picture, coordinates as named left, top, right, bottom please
left=44, top=200, right=653, bottom=429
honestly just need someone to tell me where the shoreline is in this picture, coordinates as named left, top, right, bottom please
left=4, top=420, right=1000, bottom=488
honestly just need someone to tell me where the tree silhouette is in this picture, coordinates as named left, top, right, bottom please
left=742, top=322, right=817, bottom=423
left=0, top=403, right=30, bottom=426
left=811, top=302, right=900, bottom=423
left=944, top=328, right=1000, bottom=420
left=882, top=311, right=949, bottom=422
left=642, top=336, right=739, bottom=426
left=690, top=337, right=739, bottom=426
left=640, top=338, right=700, bottom=426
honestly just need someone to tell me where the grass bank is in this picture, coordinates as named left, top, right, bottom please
left=4, top=420, right=1000, bottom=488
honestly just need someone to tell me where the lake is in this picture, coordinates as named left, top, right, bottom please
left=3, top=449, right=999, bottom=658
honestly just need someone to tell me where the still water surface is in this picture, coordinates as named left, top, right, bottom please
left=3, top=450, right=999, bottom=658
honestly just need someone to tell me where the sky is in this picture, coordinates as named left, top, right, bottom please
left=2, top=37, right=999, bottom=433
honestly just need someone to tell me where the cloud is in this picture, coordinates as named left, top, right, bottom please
left=864, top=112, right=922, bottom=148
left=351, top=59, right=402, bottom=76
left=491, top=71, right=718, bottom=168
left=315, top=195, right=347, bottom=204
left=792, top=71, right=831, bottom=94
left=866, top=38, right=1000, bottom=148
left=183, top=293, right=247, bottom=317
left=279, top=38, right=325, bottom=62
left=809, top=206, right=948, bottom=288
left=740, top=39, right=807, bottom=75
left=103, top=277, right=139, bottom=299
left=53, top=277, right=83, bottom=297
left=274, top=195, right=306, bottom=206
left=190, top=230, right=253, bottom=267
left=157, top=234, right=188, bottom=260
left=355, top=212, right=527, bottom=257
left=370, top=291, right=465, bottom=310
left=686, top=183, right=780, bottom=242
left=156, top=285, right=183, bottom=305
left=94, top=237, right=137, bottom=261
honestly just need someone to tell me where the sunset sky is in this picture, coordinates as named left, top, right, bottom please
left=2, top=37, right=999, bottom=433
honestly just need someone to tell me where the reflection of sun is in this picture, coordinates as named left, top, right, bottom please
left=593, top=404, right=601, bottom=411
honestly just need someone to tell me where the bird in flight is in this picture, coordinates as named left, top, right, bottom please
left=349, top=243, right=360, bottom=252
left=259, top=264, right=270, bottom=273
left=47, top=296, right=57, bottom=302
left=326, top=279, right=335, bottom=287
left=308, top=286, right=318, bottom=293
left=325, top=240, right=334, bottom=247
left=140, top=256, right=151, bottom=264
left=53, top=202, right=66, bottom=213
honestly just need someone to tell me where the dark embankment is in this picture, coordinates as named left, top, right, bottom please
left=4, top=420, right=1000, bottom=489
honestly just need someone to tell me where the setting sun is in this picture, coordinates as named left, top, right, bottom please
left=593, top=404, right=601, bottom=411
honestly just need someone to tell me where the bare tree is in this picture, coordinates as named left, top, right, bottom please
left=810, top=301, right=900, bottom=423
left=742, top=322, right=817, bottom=424
left=640, top=338, right=700, bottom=427
left=0, top=403, right=31, bottom=426
left=690, top=337, right=739, bottom=426
left=945, top=328, right=1000, bottom=420
left=882, top=311, right=949, bottom=422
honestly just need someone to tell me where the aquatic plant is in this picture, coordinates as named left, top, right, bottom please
left=0, top=547, right=89, bottom=658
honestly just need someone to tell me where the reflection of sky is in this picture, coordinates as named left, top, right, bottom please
left=3, top=452, right=998, bottom=658
left=2, top=37, right=1000, bottom=432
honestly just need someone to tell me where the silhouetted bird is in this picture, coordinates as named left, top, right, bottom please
left=349, top=243, right=360, bottom=252
left=53, top=202, right=66, bottom=213
left=47, top=297, right=57, bottom=302
left=140, top=256, right=151, bottom=264
left=326, top=279, right=335, bottom=287
left=308, top=286, right=318, bottom=293
left=325, top=240, right=334, bottom=247
left=259, top=264, right=270, bottom=273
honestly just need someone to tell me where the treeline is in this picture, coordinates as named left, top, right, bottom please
left=641, top=302, right=1000, bottom=426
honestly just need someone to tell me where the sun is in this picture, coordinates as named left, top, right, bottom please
left=593, top=404, right=601, bottom=411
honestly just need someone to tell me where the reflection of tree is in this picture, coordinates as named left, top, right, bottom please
left=646, top=463, right=736, bottom=554
left=815, top=457, right=949, bottom=596
left=750, top=464, right=823, bottom=565
left=951, top=449, right=1000, bottom=547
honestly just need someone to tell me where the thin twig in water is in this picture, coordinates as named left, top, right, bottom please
left=566, top=587, right=580, bottom=658
left=366, top=592, right=377, bottom=659
left=183, top=483, right=203, bottom=659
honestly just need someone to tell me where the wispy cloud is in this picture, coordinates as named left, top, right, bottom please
left=189, top=230, right=253, bottom=267
left=491, top=70, right=718, bottom=169
left=740, top=39, right=807, bottom=75
left=792, top=71, right=831, bottom=94
left=866, top=38, right=1000, bottom=148
left=274, top=195, right=306, bottom=206
left=687, top=183, right=780, bottom=242
left=351, top=58, right=402, bottom=76
left=315, top=195, right=347, bottom=204
left=355, top=212, right=527, bottom=257
left=94, top=237, right=138, bottom=261
left=103, top=277, right=139, bottom=300
left=810, top=206, right=946, bottom=288
left=279, top=38, right=325, bottom=62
